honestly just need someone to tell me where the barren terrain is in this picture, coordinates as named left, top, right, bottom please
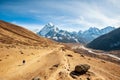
left=0, top=20, right=120, bottom=80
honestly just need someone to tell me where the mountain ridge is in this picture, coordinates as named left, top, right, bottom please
left=87, top=27, right=120, bottom=51
left=37, top=23, right=115, bottom=44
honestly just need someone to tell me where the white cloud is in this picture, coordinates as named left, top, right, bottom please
left=12, top=22, right=44, bottom=32
left=2, top=0, right=120, bottom=31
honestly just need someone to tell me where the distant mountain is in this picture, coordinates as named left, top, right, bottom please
left=82, top=26, right=115, bottom=43
left=37, top=23, right=80, bottom=43
left=81, top=27, right=101, bottom=43
left=87, top=28, right=120, bottom=51
left=37, top=23, right=115, bottom=44
left=38, top=22, right=59, bottom=37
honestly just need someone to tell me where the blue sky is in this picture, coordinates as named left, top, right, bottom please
left=0, top=0, right=120, bottom=31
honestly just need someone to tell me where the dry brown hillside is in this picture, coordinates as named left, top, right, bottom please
left=0, top=20, right=55, bottom=46
left=0, top=20, right=120, bottom=80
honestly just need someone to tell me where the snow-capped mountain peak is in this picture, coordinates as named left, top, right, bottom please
left=37, top=24, right=116, bottom=44
left=100, top=26, right=115, bottom=34
left=87, top=27, right=100, bottom=33
left=38, top=23, right=59, bottom=36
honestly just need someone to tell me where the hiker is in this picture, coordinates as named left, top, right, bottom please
left=23, top=60, right=26, bottom=64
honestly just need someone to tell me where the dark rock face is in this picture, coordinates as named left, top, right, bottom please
left=75, top=64, right=90, bottom=74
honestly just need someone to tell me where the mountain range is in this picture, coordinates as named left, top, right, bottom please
left=37, top=23, right=115, bottom=44
left=87, top=28, right=120, bottom=51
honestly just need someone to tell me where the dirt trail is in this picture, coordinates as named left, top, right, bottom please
left=7, top=50, right=54, bottom=80
left=0, top=45, right=72, bottom=80
left=0, top=46, right=120, bottom=80
left=0, top=47, right=59, bottom=80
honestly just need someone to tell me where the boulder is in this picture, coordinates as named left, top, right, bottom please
left=75, top=64, right=90, bottom=73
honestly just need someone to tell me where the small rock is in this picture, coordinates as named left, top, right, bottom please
left=67, top=54, right=73, bottom=57
left=61, top=47, right=66, bottom=51
left=81, top=55, right=84, bottom=57
left=53, top=64, right=59, bottom=67
left=20, top=51, right=24, bottom=54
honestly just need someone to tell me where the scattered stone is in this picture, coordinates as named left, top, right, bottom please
left=61, top=47, right=66, bottom=51
left=81, top=54, right=84, bottom=57
left=67, top=69, right=70, bottom=71
left=50, top=64, right=59, bottom=70
left=67, top=54, right=73, bottom=57
left=20, top=51, right=24, bottom=54
left=53, top=64, right=59, bottom=67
